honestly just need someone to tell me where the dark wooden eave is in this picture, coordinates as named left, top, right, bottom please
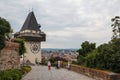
left=16, top=32, right=45, bottom=41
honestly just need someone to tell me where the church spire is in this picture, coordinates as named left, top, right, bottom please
left=20, top=11, right=40, bottom=31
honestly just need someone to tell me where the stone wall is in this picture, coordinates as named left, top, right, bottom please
left=0, top=41, right=20, bottom=70
left=63, top=64, right=120, bottom=80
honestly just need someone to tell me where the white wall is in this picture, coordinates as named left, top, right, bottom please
left=22, top=41, right=42, bottom=64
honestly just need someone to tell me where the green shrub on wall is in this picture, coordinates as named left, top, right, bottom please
left=14, top=38, right=26, bottom=55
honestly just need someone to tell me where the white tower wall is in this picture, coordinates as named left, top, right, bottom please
left=24, top=41, right=41, bottom=64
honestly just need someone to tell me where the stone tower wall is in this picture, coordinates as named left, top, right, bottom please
left=21, top=41, right=41, bottom=64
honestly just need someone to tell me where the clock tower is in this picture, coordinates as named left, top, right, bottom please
left=14, top=11, right=46, bottom=64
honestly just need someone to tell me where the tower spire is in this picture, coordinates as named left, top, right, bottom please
left=20, top=11, right=40, bottom=31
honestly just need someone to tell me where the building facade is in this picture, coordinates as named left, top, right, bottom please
left=14, top=11, right=46, bottom=64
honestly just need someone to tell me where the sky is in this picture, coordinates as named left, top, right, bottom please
left=0, top=0, right=120, bottom=49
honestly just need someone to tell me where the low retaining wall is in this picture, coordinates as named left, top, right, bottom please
left=63, top=64, right=120, bottom=80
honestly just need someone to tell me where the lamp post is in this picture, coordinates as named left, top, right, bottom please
left=22, top=54, right=24, bottom=66
left=22, top=54, right=25, bottom=66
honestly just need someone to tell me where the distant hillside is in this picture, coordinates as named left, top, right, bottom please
left=41, top=48, right=78, bottom=51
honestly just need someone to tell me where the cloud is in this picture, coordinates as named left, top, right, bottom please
left=0, top=0, right=119, bottom=48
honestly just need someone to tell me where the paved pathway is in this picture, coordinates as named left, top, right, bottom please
left=21, top=65, right=95, bottom=80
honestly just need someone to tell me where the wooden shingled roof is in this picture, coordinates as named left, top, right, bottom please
left=14, top=11, right=46, bottom=42
left=20, top=11, right=40, bottom=31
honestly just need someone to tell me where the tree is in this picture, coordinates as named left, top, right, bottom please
left=111, top=16, right=120, bottom=38
left=84, top=38, right=120, bottom=73
left=109, top=38, right=120, bottom=72
left=0, top=34, right=5, bottom=50
left=77, top=41, right=96, bottom=66
left=76, top=16, right=120, bottom=73
left=77, top=41, right=96, bottom=57
left=0, top=17, right=11, bottom=50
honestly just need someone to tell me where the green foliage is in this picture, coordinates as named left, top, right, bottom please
left=41, top=57, right=47, bottom=65
left=14, top=38, right=26, bottom=55
left=77, top=55, right=85, bottom=65
left=0, top=17, right=11, bottom=33
left=0, top=66, right=31, bottom=80
left=111, top=16, right=120, bottom=38
left=110, top=38, right=120, bottom=51
left=77, top=41, right=96, bottom=57
left=108, top=38, right=120, bottom=72
left=76, top=16, right=120, bottom=73
left=97, top=43, right=113, bottom=54
left=79, top=38, right=120, bottom=73
left=85, top=50, right=98, bottom=68
left=0, top=69, right=23, bottom=80
left=0, top=17, right=11, bottom=50
left=0, top=35, right=5, bottom=50
left=77, top=41, right=96, bottom=66
left=49, top=58, right=55, bottom=63
left=21, top=66, right=31, bottom=74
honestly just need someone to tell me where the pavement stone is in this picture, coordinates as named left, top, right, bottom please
left=21, top=65, right=95, bottom=80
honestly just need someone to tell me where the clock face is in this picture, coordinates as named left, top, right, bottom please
left=30, top=42, right=40, bottom=54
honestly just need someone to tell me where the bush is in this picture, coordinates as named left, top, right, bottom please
left=77, top=55, right=85, bottom=65
left=85, top=50, right=99, bottom=68
left=0, top=69, right=23, bottom=80
left=0, top=66, right=31, bottom=80
left=21, top=66, right=31, bottom=74
left=41, top=57, right=47, bottom=65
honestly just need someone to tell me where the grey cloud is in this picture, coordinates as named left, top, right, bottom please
left=0, top=0, right=119, bottom=48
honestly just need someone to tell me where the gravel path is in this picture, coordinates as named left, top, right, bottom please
left=21, top=65, right=95, bottom=80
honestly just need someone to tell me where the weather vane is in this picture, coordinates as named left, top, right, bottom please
left=29, top=8, right=30, bottom=12
left=32, top=7, right=33, bottom=11
left=28, top=7, right=34, bottom=12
